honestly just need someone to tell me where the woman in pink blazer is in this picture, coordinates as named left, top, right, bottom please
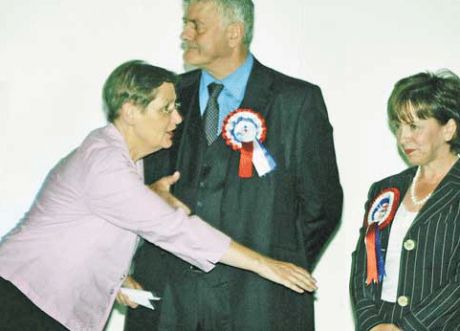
left=0, top=60, right=316, bottom=331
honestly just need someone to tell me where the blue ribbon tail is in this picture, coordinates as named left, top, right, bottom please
left=375, top=227, right=386, bottom=282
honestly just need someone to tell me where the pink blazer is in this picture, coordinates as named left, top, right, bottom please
left=0, top=124, right=230, bottom=330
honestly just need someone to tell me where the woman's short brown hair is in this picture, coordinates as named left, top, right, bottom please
left=388, top=69, right=460, bottom=152
left=103, top=60, right=177, bottom=123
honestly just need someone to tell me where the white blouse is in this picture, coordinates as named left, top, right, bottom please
left=381, top=203, right=418, bottom=302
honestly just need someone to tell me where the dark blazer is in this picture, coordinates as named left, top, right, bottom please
left=350, top=161, right=460, bottom=331
left=128, top=58, right=343, bottom=331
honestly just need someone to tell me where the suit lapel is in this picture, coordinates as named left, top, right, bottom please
left=376, top=170, right=413, bottom=238
left=239, top=59, right=274, bottom=118
left=220, top=59, right=278, bottom=181
left=175, top=71, right=206, bottom=187
left=384, top=169, right=414, bottom=212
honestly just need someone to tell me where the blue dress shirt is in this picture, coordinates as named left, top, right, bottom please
left=199, top=54, right=254, bottom=135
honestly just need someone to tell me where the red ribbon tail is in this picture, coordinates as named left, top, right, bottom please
left=239, top=142, right=254, bottom=178
left=365, top=224, right=378, bottom=285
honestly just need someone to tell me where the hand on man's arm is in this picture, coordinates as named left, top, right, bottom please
left=219, top=241, right=318, bottom=293
left=149, top=171, right=191, bottom=215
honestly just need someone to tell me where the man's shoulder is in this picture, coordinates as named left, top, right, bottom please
left=254, top=60, right=320, bottom=93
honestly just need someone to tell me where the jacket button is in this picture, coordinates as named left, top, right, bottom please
left=397, top=295, right=409, bottom=307
left=403, top=239, right=415, bottom=251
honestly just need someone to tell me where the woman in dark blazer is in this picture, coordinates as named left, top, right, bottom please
left=351, top=69, right=460, bottom=331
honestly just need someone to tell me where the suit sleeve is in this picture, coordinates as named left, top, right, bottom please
left=399, top=248, right=460, bottom=330
left=350, top=183, right=386, bottom=331
left=294, top=85, right=343, bottom=270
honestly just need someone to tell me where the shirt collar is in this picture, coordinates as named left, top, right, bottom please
left=201, top=53, right=254, bottom=100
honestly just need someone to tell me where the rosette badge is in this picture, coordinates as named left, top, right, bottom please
left=222, top=108, right=276, bottom=178
left=364, top=188, right=400, bottom=285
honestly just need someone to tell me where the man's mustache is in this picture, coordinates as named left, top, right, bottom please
left=181, top=42, right=198, bottom=50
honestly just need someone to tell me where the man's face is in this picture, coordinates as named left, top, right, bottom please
left=180, top=1, right=233, bottom=72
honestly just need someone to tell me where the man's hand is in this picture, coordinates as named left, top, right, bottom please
left=115, top=276, right=143, bottom=309
left=149, top=171, right=191, bottom=215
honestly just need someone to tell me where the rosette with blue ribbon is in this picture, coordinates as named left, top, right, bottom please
left=364, top=188, right=400, bottom=285
left=222, top=108, right=276, bottom=178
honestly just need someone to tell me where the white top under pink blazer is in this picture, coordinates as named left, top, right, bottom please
left=0, top=124, right=230, bottom=331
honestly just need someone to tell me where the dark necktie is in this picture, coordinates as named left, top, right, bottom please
left=203, top=82, right=224, bottom=145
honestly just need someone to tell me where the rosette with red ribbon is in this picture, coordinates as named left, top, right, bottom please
left=222, top=108, right=276, bottom=178
left=364, top=188, right=400, bottom=285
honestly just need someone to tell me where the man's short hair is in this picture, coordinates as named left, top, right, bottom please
left=184, top=0, right=254, bottom=48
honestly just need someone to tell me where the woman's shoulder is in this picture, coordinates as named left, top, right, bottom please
left=80, top=124, right=123, bottom=151
left=367, top=167, right=416, bottom=198
left=375, top=167, right=415, bottom=185
left=76, top=125, right=131, bottom=171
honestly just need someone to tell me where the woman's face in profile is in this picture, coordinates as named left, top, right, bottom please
left=395, top=114, right=454, bottom=166
left=132, top=82, right=183, bottom=154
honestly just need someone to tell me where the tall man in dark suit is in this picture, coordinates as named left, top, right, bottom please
left=126, top=0, right=343, bottom=330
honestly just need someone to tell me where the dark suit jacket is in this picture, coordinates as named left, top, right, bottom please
left=350, top=161, right=460, bottom=331
left=129, top=58, right=343, bottom=331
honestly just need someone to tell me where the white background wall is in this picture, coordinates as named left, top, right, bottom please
left=1, top=0, right=459, bottom=330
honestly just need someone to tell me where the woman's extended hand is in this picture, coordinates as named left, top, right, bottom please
left=219, top=241, right=317, bottom=293
left=370, top=324, right=401, bottom=331
left=255, top=256, right=317, bottom=293
left=149, top=171, right=191, bottom=215
left=115, top=276, right=143, bottom=309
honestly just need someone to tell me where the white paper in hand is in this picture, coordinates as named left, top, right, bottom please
left=120, top=288, right=161, bottom=310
